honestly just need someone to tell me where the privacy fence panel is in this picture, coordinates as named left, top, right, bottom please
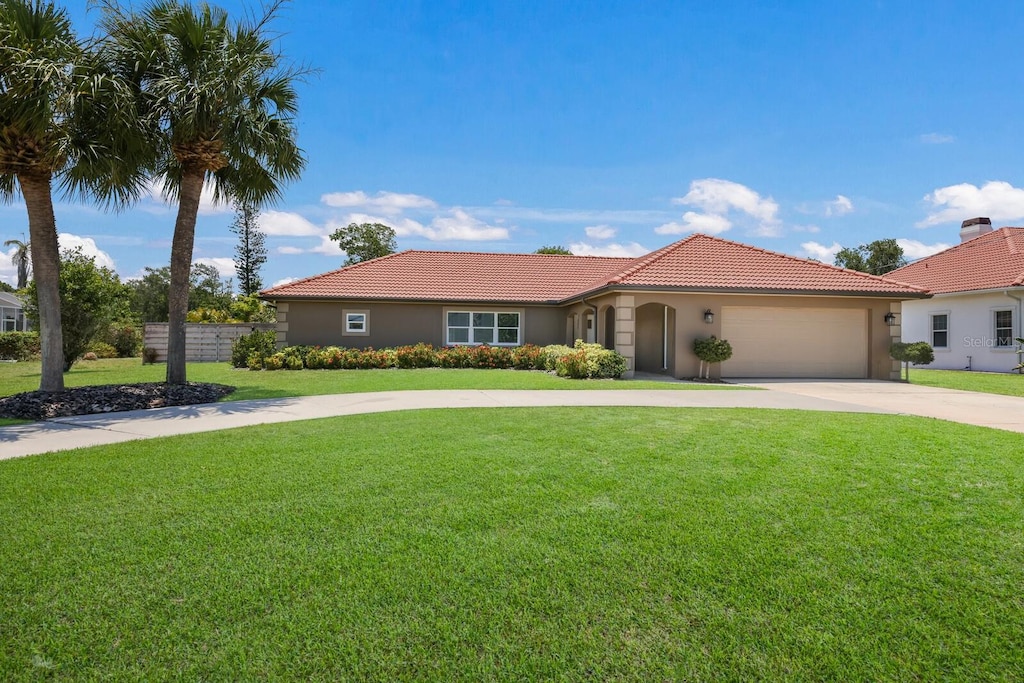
left=143, top=323, right=276, bottom=363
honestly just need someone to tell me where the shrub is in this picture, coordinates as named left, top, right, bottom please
left=471, top=345, right=513, bottom=369
left=890, top=341, right=934, bottom=381
left=549, top=341, right=627, bottom=379
left=231, top=329, right=277, bottom=368
left=0, top=331, right=41, bottom=361
left=541, top=344, right=574, bottom=371
left=395, top=343, right=437, bottom=369
left=284, top=354, right=304, bottom=370
left=141, top=347, right=159, bottom=364
left=511, top=344, right=544, bottom=370
left=86, top=341, right=119, bottom=359
left=693, top=336, right=733, bottom=379
left=437, top=345, right=474, bottom=368
left=104, top=323, right=142, bottom=357
left=246, top=352, right=264, bottom=371
left=263, top=353, right=285, bottom=370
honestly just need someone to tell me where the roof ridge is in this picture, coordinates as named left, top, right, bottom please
left=605, top=234, right=698, bottom=283
left=400, top=249, right=634, bottom=261
left=260, top=249, right=413, bottom=295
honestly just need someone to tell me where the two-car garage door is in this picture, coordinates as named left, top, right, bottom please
left=720, top=306, right=868, bottom=378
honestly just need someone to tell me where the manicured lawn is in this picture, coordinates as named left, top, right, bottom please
left=0, top=358, right=732, bottom=401
left=911, top=368, right=1024, bottom=398
left=1, top=408, right=1021, bottom=680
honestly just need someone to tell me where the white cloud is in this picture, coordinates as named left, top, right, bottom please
left=194, top=257, right=235, bottom=278
left=919, top=181, right=1024, bottom=227
left=259, top=210, right=322, bottom=236
left=654, top=211, right=732, bottom=235
left=584, top=224, right=616, bottom=240
left=272, top=277, right=298, bottom=287
left=920, top=133, right=955, bottom=145
left=321, top=190, right=437, bottom=215
left=799, top=241, right=842, bottom=262
left=58, top=233, right=116, bottom=270
left=275, top=245, right=305, bottom=255
left=144, top=177, right=230, bottom=215
left=0, top=245, right=22, bottom=286
left=673, top=178, right=779, bottom=224
left=792, top=224, right=821, bottom=233
left=338, top=209, right=508, bottom=242
left=311, top=235, right=343, bottom=256
left=896, top=238, right=952, bottom=260
left=825, top=195, right=853, bottom=216
left=568, top=241, right=649, bottom=258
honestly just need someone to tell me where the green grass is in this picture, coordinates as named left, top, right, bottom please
left=1, top=408, right=1021, bottom=680
left=0, top=358, right=734, bottom=401
left=911, top=368, right=1024, bottom=398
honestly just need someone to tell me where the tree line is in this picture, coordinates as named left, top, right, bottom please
left=1, top=0, right=305, bottom=391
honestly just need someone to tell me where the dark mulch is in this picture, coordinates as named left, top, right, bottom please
left=0, top=383, right=236, bottom=421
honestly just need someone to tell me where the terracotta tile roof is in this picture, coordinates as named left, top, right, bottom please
left=262, top=234, right=928, bottom=303
left=589, top=233, right=928, bottom=296
left=261, top=250, right=634, bottom=303
left=888, top=227, right=1024, bottom=294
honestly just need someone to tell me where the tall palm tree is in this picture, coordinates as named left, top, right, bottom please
left=3, top=238, right=30, bottom=289
left=100, top=0, right=305, bottom=385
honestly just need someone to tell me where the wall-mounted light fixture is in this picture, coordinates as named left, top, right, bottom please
left=703, top=309, right=714, bottom=324
left=884, top=312, right=897, bottom=326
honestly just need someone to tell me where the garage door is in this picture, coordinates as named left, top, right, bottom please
left=720, top=306, right=868, bottom=378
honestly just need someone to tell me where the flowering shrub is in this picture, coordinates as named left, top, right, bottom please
left=437, top=345, right=474, bottom=368
left=395, top=343, right=438, bottom=369
left=553, top=340, right=627, bottom=379
left=511, top=344, right=545, bottom=370
left=263, top=353, right=285, bottom=370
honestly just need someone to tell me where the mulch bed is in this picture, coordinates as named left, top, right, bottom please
left=0, top=383, right=236, bottom=421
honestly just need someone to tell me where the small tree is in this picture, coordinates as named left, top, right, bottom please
left=231, top=200, right=266, bottom=296
left=24, top=247, right=127, bottom=371
left=693, top=335, right=733, bottom=379
left=834, top=239, right=907, bottom=275
left=535, top=245, right=573, bottom=255
left=3, top=239, right=30, bottom=289
left=890, top=341, right=934, bottom=382
left=1013, top=337, right=1024, bottom=372
left=329, top=222, right=397, bottom=265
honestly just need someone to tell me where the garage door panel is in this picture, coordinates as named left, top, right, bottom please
left=721, top=306, right=867, bottom=378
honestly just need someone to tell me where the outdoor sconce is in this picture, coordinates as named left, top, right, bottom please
left=884, top=312, right=897, bottom=326
left=703, top=309, right=714, bottom=324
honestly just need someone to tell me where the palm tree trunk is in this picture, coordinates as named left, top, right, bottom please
left=166, top=170, right=205, bottom=385
left=18, top=173, right=64, bottom=392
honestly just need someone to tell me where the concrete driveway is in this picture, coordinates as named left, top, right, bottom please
left=733, top=379, right=1024, bottom=434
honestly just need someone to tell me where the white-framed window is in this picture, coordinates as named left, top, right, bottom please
left=930, top=313, right=948, bottom=348
left=446, top=310, right=520, bottom=345
left=343, top=309, right=369, bottom=336
left=994, top=310, right=1014, bottom=347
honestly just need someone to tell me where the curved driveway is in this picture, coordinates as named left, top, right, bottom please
left=2, top=381, right=1022, bottom=460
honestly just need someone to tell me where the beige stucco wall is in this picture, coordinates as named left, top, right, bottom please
left=273, top=300, right=565, bottom=348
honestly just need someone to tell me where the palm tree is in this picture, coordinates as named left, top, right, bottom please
left=100, top=0, right=306, bottom=385
left=3, top=238, right=30, bottom=289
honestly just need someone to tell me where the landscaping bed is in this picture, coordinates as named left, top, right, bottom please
left=0, top=382, right=234, bottom=420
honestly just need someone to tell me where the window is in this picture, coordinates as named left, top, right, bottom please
left=343, top=310, right=369, bottom=336
left=995, top=310, right=1014, bottom=347
left=447, top=310, right=520, bottom=345
left=931, top=313, right=948, bottom=348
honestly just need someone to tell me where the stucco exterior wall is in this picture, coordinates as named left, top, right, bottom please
left=274, top=300, right=565, bottom=349
left=902, top=292, right=1023, bottom=373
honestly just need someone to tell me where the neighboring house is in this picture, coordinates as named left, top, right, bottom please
left=0, top=291, right=29, bottom=332
left=889, top=217, right=1024, bottom=373
left=261, top=233, right=928, bottom=379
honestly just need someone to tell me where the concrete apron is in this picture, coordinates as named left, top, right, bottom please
left=2, top=388, right=892, bottom=460
left=733, top=379, right=1024, bottom=434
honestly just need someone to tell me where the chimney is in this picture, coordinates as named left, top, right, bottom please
left=960, top=216, right=993, bottom=242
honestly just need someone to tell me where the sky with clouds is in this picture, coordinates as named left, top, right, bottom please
left=3, top=1, right=1024, bottom=288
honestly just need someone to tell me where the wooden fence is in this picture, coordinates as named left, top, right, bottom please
left=143, top=323, right=276, bottom=363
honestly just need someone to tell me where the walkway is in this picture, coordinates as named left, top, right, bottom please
left=3, top=382, right=1023, bottom=460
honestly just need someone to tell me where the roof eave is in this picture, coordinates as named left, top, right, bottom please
left=562, top=283, right=930, bottom=303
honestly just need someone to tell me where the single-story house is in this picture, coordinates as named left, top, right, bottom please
left=261, top=233, right=929, bottom=380
left=888, top=217, right=1024, bottom=372
left=0, top=291, right=29, bottom=332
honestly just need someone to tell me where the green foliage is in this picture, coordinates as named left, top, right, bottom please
left=3, top=239, right=30, bottom=289
left=834, top=239, right=907, bottom=275
left=231, top=201, right=266, bottom=296
left=24, top=248, right=128, bottom=371
left=190, top=263, right=233, bottom=312
left=693, top=336, right=734, bottom=364
left=541, top=345, right=575, bottom=371
left=554, top=340, right=627, bottom=379
left=0, top=331, right=40, bottom=361
left=511, top=344, right=545, bottom=370
left=890, top=341, right=935, bottom=365
left=329, top=222, right=398, bottom=265
left=86, top=341, right=119, bottom=359
left=230, top=295, right=276, bottom=323
left=231, top=329, right=277, bottom=368
left=535, top=245, right=573, bottom=255
left=142, top=347, right=159, bottom=364
left=395, top=343, right=438, bottom=369
left=102, top=322, right=142, bottom=357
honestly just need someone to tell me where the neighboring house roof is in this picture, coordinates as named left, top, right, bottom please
left=888, top=227, right=1024, bottom=294
left=0, top=291, right=24, bottom=307
left=262, top=233, right=928, bottom=303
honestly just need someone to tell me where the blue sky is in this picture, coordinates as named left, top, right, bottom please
left=4, top=0, right=1024, bottom=289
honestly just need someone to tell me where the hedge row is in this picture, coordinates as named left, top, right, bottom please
left=233, top=335, right=627, bottom=379
left=0, top=331, right=41, bottom=361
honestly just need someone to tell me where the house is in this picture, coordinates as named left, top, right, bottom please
left=0, top=291, right=29, bottom=332
left=261, top=233, right=929, bottom=379
left=888, top=217, right=1024, bottom=372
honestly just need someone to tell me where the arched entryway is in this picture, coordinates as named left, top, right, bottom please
left=635, top=303, right=676, bottom=373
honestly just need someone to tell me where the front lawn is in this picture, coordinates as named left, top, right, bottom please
left=1, top=408, right=1021, bottom=680
left=0, top=358, right=731, bottom=401
left=911, top=368, right=1024, bottom=398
